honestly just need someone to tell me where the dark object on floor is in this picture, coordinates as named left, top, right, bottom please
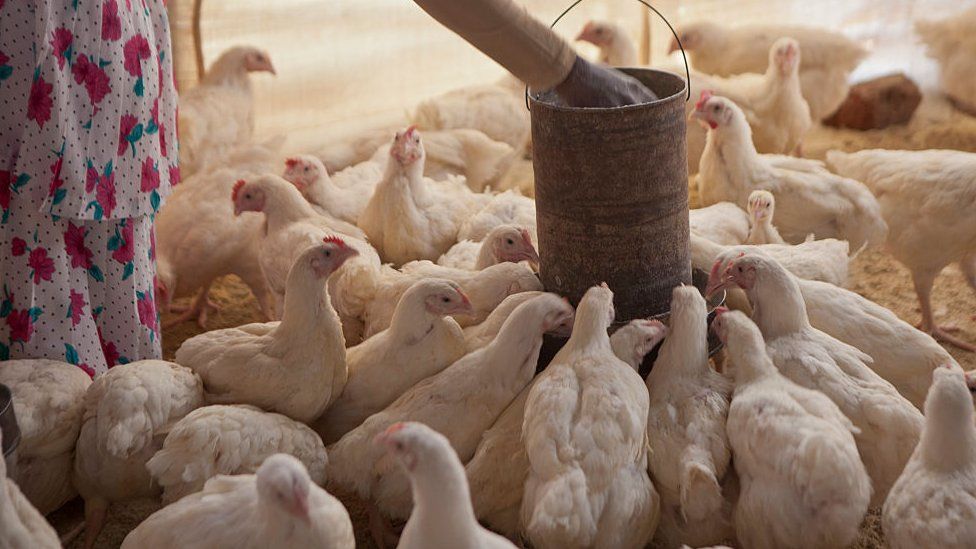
left=531, top=68, right=691, bottom=322
left=1, top=383, right=20, bottom=476
left=824, top=73, right=922, bottom=130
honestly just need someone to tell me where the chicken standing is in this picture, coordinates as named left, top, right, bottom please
left=177, top=46, right=275, bottom=177
left=377, top=422, right=517, bottom=549
left=73, top=360, right=204, bottom=549
left=156, top=139, right=280, bottom=327
left=0, top=430, right=59, bottom=549
left=327, top=294, right=574, bottom=545
left=147, top=405, right=328, bottom=504
left=124, top=454, right=353, bottom=549
left=175, top=239, right=357, bottom=423
left=714, top=309, right=870, bottom=549
left=0, top=359, right=90, bottom=515
left=826, top=148, right=976, bottom=351
left=434, top=224, right=540, bottom=271
left=694, top=94, right=886, bottom=250
left=707, top=250, right=924, bottom=504
left=745, top=190, right=786, bottom=245
left=670, top=21, right=868, bottom=120
left=916, top=7, right=976, bottom=116
left=646, top=288, right=734, bottom=549
left=882, top=362, right=976, bottom=549
left=522, top=284, right=659, bottom=549
left=689, top=202, right=751, bottom=246
left=313, top=279, right=472, bottom=445
left=464, top=317, right=661, bottom=543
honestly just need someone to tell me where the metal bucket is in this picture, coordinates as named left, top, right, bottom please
left=1, top=384, right=20, bottom=477
left=531, top=67, right=691, bottom=319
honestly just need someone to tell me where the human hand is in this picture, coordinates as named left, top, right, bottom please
left=553, top=56, right=658, bottom=108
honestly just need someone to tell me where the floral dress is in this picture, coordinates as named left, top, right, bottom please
left=0, top=0, right=178, bottom=376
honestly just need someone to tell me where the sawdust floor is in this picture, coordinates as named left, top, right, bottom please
left=52, top=95, right=976, bottom=548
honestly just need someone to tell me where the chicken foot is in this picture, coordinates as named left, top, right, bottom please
left=163, top=284, right=219, bottom=329
left=913, top=270, right=976, bottom=351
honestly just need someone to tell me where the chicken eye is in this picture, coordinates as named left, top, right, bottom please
left=324, top=251, right=331, bottom=257
left=506, top=238, right=515, bottom=245
left=244, top=192, right=252, bottom=199
left=395, top=441, right=405, bottom=451
left=442, top=296, right=450, bottom=303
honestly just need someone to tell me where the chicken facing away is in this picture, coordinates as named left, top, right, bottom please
left=155, top=139, right=282, bottom=328
left=282, top=153, right=381, bottom=225
left=124, top=454, right=353, bottom=549
left=826, top=148, right=976, bottom=351
left=707, top=250, right=924, bottom=505
left=0, top=430, right=59, bottom=549
left=745, top=190, right=785, bottom=245
left=327, top=294, right=573, bottom=546
left=0, top=359, right=90, bottom=515
left=689, top=202, right=751, bottom=246
left=177, top=46, right=275, bottom=178
left=147, top=405, right=328, bottom=504
left=646, top=287, right=734, bottom=548
left=714, top=310, right=870, bottom=549
left=465, top=315, right=660, bottom=543
left=313, top=279, right=472, bottom=445
left=883, top=362, right=976, bottom=549
left=377, top=422, right=517, bottom=549
left=694, top=94, right=887, bottom=250
left=175, top=239, right=357, bottom=423
left=73, top=360, right=204, bottom=549
left=522, top=284, right=659, bottom=549
left=671, top=21, right=868, bottom=120
left=916, top=7, right=976, bottom=116
left=359, top=127, right=489, bottom=266
left=435, top=224, right=540, bottom=271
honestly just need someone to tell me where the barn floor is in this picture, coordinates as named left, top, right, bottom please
left=51, top=94, right=976, bottom=548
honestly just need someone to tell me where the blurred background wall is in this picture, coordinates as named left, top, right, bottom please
left=167, top=0, right=963, bottom=149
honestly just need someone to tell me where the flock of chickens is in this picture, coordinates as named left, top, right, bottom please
left=4, top=8, right=976, bottom=549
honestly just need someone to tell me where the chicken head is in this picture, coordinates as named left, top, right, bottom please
left=256, top=454, right=312, bottom=525
left=390, top=126, right=424, bottom=166
left=421, top=279, right=475, bottom=316
left=307, top=236, right=360, bottom=279
left=706, top=252, right=758, bottom=296
left=232, top=179, right=266, bottom=215
left=689, top=92, right=737, bottom=130
left=487, top=225, right=541, bottom=267
left=243, top=48, right=276, bottom=75
left=282, top=155, right=327, bottom=191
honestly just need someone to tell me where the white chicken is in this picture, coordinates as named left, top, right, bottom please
left=916, top=7, right=976, bottom=116
left=362, top=261, right=543, bottom=337
left=327, top=294, right=574, bottom=544
left=155, top=139, right=281, bottom=327
left=435, top=224, right=540, bottom=271
left=692, top=232, right=850, bottom=287
left=714, top=309, right=870, bottom=549
left=694, top=94, right=887, bottom=250
left=177, top=46, right=275, bottom=177
left=826, top=148, right=976, bottom=351
left=576, top=20, right=638, bottom=66
left=124, top=453, right=354, bottom=549
left=281, top=153, right=382, bottom=225
left=174, top=239, right=357, bottom=423
left=882, top=362, right=976, bottom=549
left=73, top=360, right=204, bottom=549
left=359, top=127, right=488, bottom=265
left=670, top=21, right=868, bottom=120
left=411, top=84, right=530, bottom=155
left=0, top=430, right=59, bottom=549
left=313, top=279, right=472, bottom=445
left=233, top=173, right=381, bottom=342
left=745, top=190, right=785, bottom=245
left=0, top=359, right=90, bottom=515
left=522, top=284, right=659, bottom=549
left=457, top=189, right=538, bottom=245
left=462, top=291, right=546, bottom=352
left=464, top=318, right=659, bottom=543
left=689, top=202, right=751, bottom=246
left=706, top=250, right=924, bottom=504
left=645, top=287, right=734, bottom=549
left=146, top=405, right=328, bottom=504
left=377, top=422, right=517, bottom=549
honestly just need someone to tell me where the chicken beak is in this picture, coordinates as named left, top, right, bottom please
left=233, top=203, right=243, bottom=216
left=455, top=290, right=475, bottom=316
left=668, top=38, right=680, bottom=54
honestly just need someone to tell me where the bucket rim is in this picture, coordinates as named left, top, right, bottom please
left=528, top=68, right=688, bottom=113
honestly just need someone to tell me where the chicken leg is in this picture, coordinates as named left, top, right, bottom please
left=82, top=497, right=109, bottom=549
left=163, top=284, right=220, bottom=329
left=913, top=270, right=976, bottom=351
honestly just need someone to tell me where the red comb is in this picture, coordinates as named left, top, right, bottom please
left=714, top=306, right=730, bottom=316
left=285, top=158, right=298, bottom=168
left=231, top=179, right=246, bottom=202
left=405, top=125, right=418, bottom=136
left=322, top=235, right=347, bottom=248
left=695, top=90, right=714, bottom=111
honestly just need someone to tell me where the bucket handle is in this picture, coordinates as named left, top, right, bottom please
left=525, top=0, right=692, bottom=110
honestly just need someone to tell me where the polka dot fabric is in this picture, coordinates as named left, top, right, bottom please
left=0, top=0, right=176, bottom=374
